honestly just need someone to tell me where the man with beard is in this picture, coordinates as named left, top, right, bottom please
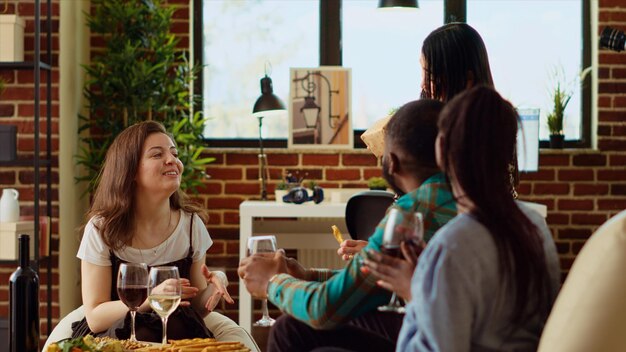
left=238, top=99, right=457, bottom=352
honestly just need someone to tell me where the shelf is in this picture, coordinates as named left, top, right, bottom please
left=0, top=61, right=52, bottom=71
left=0, top=159, right=51, bottom=167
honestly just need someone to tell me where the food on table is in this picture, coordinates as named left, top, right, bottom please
left=331, top=225, right=344, bottom=244
left=134, top=338, right=250, bottom=351
left=45, top=335, right=150, bottom=351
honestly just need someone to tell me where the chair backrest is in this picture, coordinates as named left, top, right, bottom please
left=345, top=190, right=395, bottom=241
left=538, top=209, right=626, bottom=352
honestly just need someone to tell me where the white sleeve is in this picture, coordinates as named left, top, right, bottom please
left=76, top=218, right=112, bottom=266
left=191, top=213, right=213, bottom=262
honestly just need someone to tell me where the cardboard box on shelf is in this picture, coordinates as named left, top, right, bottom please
left=0, top=14, right=25, bottom=62
left=0, top=221, right=35, bottom=260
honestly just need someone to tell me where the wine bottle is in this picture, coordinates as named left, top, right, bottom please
left=9, top=234, right=40, bottom=352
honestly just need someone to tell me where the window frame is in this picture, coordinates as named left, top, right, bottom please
left=193, top=0, right=591, bottom=149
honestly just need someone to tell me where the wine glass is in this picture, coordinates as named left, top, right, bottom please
left=148, top=266, right=182, bottom=345
left=247, top=235, right=277, bottom=327
left=378, top=208, right=423, bottom=313
left=117, top=263, right=149, bottom=342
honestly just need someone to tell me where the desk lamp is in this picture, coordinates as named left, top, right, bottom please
left=253, top=73, right=285, bottom=200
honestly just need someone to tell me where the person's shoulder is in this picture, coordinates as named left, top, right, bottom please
left=429, top=214, right=487, bottom=250
left=416, top=173, right=453, bottom=198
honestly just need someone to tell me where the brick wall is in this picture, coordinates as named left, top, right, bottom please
left=0, top=0, right=624, bottom=341
left=0, top=0, right=61, bottom=342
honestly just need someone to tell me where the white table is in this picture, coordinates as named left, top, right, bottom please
left=238, top=200, right=348, bottom=334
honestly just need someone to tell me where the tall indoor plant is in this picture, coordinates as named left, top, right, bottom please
left=76, top=0, right=212, bottom=194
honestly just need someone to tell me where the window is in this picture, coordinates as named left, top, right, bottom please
left=200, top=0, right=319, bottom=139
left=466, top=0, right=588, bottom=144
left=196, top=0, right=590, bottom=147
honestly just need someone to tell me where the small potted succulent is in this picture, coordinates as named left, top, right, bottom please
left=367, top=177, right=388, bottom=191
left=546, top=76, right=572, bottom=149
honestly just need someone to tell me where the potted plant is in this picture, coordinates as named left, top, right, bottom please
left=546, top=81, right=572, bottom=149
left=75, top=0, right=213, bottom=194
left=367, top=177, right=388, bottom=191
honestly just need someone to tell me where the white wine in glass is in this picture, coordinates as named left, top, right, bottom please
left=117, top=263, right=149, bottom=342
left=247, top=235, right=277, bottom=327
left=378, top=208, right=423, bottom=313
left=148, top=266, right=182, bottom=344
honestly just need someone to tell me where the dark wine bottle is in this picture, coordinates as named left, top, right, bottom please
left=9, top=234, right=40, bottom=352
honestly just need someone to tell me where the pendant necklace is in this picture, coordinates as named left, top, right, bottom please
left=136, top=209, right=173, bottom=259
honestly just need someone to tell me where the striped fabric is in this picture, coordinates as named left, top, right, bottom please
left=267, top=173, right=457, bottom=329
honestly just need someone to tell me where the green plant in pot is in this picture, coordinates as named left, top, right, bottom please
left=367, top=177, right=388, bottom=191
left=75, top=0, right=213, bottom=195
left=546, top=81, right=572, bottom=149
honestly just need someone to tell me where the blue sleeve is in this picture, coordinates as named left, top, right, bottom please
left=397, top=241, right=475, bottom=352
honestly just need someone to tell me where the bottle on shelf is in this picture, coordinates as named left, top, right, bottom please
left=9, top=234, right=40, bottom=352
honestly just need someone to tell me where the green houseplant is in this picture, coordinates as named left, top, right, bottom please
left=546, top=80, right=572, bottom=149
left=367, top=177, right=388, bottom=191
left=75, top=0, right=213, bottom=194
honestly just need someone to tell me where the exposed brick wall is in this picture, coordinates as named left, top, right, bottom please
left=0, top=0, right=61, bottom=343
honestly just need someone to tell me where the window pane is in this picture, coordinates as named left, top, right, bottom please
left=343, top=1, right=444, bottom=130
left=468, top=0, right=582, bottom=140
left=202, top=0, right=319, bottom=138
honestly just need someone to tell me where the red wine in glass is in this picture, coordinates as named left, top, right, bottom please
left=378, top=208, right=423, bottom=313
left=118, top=285, right=149, bottom=309
left=381, top=245, right=401, bottom=258
left=117, top=263, right=149, bottom=342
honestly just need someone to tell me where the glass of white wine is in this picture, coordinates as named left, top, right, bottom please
left=247, top=235, right=277, bottom=327
left=148, top=266, right=182, bottom=345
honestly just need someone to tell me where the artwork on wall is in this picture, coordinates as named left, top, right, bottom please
left=288, top=67, right=352, bottom=149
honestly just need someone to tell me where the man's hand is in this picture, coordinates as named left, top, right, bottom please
left=238, top=249, right=288, bottom=298
left=337, top=239, right=369, bottom=261
left=285, top=256, right=307, bottom=280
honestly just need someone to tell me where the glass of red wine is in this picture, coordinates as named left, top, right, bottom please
left=117, top=263, right=149, bottom=342
left=378, top=208, right=423, bottom=313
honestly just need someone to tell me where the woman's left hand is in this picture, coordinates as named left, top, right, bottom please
left=179, top=278, right=198, bottom=306
left=201, top=264, right=234, bottom=312
left=362, top=241, right=424, bottom=302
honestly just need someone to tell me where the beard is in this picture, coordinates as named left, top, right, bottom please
left=382, top=157, right=405, bottom=197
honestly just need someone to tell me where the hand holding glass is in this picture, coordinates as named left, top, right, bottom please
left=378, top=208, right=423, bottom=313
left=148, top=266, right=182, bottom=344
left=117, top=263, right=149, bottom=342
left=247, top=235, right=277, bottom=327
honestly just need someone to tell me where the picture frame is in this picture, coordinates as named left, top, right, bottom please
left=288, top=66, right=353, bottom=149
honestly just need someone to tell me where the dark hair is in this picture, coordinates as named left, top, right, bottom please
left=87, top=121, right=207, bottom=250
left=421, top=23, right=494, bottom=102
left=385, top=99, right=444, bottom=181
left=438, top=86, right=550, bottom=324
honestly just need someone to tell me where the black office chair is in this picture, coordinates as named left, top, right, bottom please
left=345, top=190, right=395, bottom=241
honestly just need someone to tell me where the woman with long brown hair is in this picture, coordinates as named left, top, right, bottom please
left=71, top=121, right=257, bottom=349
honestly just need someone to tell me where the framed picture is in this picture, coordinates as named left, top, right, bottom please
left=288, top=67, right=352, bottom=149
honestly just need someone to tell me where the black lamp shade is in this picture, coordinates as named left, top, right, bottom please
left=378, top=0, right=418, bottom=8
left=253, top=76, right=286, bottom=113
